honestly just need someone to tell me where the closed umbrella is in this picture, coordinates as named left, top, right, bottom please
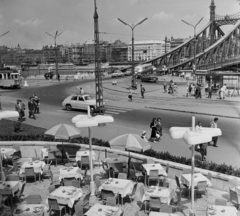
left=44, top=124, right=81, bottom=162
left=109, top=133, right=151, bottom=152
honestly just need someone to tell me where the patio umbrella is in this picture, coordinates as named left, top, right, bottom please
left=109, top=133, right=151, bottom=152
left=44, top=124, right=81, bottom=162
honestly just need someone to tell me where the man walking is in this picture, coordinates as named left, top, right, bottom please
left=140, top=84, right=145, bottom=98
left=128, top=87, right=132, bottom=101
left=207, top=83, right=213, bottom=98
left=163, top=81, right=167, bottom=93
left=210, top=117, right=219, bottom=147
left=28, top=97, right=36, bottom=120
left=15, top=100, right=22, bottom=122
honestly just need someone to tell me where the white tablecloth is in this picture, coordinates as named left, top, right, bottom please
left=99, top=178, right=134, bottom=198
left=20, top=161, right=46, bottom=175
left=149, top=212, right=178, bottom=216
left=40, top=148, right=62, bottom=159
left=48, top=186, right=83, bottom=208
left=75, top=150, right=96, bottom=161
left=59, top=167, right=83, bottom=180
left=84, top=203, right=122, bottom=216
left=142, top=186, right=175, bottom=204
left=206, top=205, right=238, bottom=216
left=0, top=181, right=22, bottom=195
left=13, top=204, right=44, bottom=216
left=181, top=173, right=212, bottom=188
left=1, top=148, right=16, bottom=159
left=142, top=163, right=167, bottom=176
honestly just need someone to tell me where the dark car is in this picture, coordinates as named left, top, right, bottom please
left=141, top=75, right=158, bottom=83
left=44, top=71, right=54, bottom=80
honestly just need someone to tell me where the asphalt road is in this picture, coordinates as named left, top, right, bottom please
left=3, top=78, right=240, bottom=167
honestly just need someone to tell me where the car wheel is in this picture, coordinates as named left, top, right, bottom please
left=66, top=104, right=72, bottom=111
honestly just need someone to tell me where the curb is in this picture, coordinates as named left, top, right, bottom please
left=146, top=106, right=240, bottom=119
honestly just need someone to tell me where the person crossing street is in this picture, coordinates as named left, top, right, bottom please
left=140, top=84, right=145, bottom=98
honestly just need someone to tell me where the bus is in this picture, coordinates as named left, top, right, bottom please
left=134, top=63, right=154, bottom=74
left=0, top=68, right=22, bottom=88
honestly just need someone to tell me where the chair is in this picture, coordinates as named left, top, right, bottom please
left=229, top=188, right=240, bottom=209
left=149, top=196, right=161, bottom=211
left=42, top=161, right=53, bottom=183
left=106, top=197, right=117, bottom=206
left=0, top=188, right=12, bottom=206
left=114, top=163, right=124, bottom=177
left=194, top=181, right=207, bottom=198
left=160, top=204, right=174, bottom=213
left=14, top=181, right=26, bottom=203
left=163, top=181, right=169, bottom=188
left=101, top=189, right=115, bottom=203
left=81, top=156, right=90, bottom=169
left=48, top=185, right=56, bottom=193
left=133, top=165, right=143, bottom=182
left=118, top=172, right=127, bottom=179
left=127, top=183, right=138, bottom=202
left=11, top=150, right=22, bottom=164
left=26, top=195, right=42, bottom=204
left=48, top=198, right=66, bottom=216
left=65, top=163, right=73, bottom=167
left=24, top=167, right=37, bottom=184
left=82, top=192, right=91, bottom=209
left=82, top=167, right=90, bottom=186
left=63, top=178, right=74, bottom=186
left=5, top=174, right=19, bottom=181
left=47, top=152, right=57, bottom=166
left=52, top=174, right=61, bottom=187
left=215, top=198, right=227, bottom=206
left=148, top=170, right=159, bottom=186
left=66, top=152, right=77, bottom=166
left=72, top=180, right=81, bottom=188
left=74, top=200, right=84, bottom=215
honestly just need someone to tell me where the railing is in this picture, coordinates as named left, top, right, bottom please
left=215, top=12, right=240, bottom=21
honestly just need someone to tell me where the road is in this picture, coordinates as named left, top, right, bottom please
left=2, top=77, right=240, bottom=167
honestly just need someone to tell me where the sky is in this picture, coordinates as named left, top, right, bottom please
left=0, top=0, right=239, bottom=49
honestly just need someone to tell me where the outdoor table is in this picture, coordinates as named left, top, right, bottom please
left=181, top=173, right=212, bottom=188
left=0, top=181, right=22, bottom=195
left=105, top=158, right=127, bottom=169
left=47, top=186, right=83, bottom=208
left=75, top=150, right=96, bottom=162
left=99, top=178, right=134, bottom=198
left=40, top=148, right=62, bottom=159
left=141, top=186, right=175, bottom=204
left=149, top=212, right=178, bottom=216
left=13, top=204, right=44, bottom=216
left=0, top=148, right=16, bottom=159
left=59, top=167, right=83, bottom=181
left=142, top=163, right=167, bottom=176
left=206, top=205, right=238, bottom=216
left=84, top=203, right=122, bottom=216
left=19, top=160, right=46, bottom=175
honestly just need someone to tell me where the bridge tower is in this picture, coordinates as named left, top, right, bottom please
left=209, top=0, right=216, bottom=45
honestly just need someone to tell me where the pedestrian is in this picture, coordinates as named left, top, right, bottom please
left=156, top=118, right=163, bottom=141
left=28, top=97, right=36, bottom=119
left=207, top=83, right=213, bottom=98
left=173, top=83, right=178, bottom=97
left=219, top=84, right=227, bottom=99
left=33, top=95, right=40, bottom=113
left=15, top=100, right=22, bottom=122
left=79, top=87, right=84, bottom=95
left=57, top=74, right=60, bottom=82
left=140, top=84, right=145, bottom=98
left=163, top=81, right=167, bottom=93
left=18, top=100, right=25, bottom=121
left=128, top=87, right=132, bottom=101
left=209, top=117, right=219, bottom=147
left=150, top=118, right=157, bottom=143
left=141, top=131, right=148, bottom=142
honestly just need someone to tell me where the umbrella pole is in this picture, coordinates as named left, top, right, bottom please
left=62, top=142, right=64, bottom=164
left=0, top=147, right=5, bottom=181
left=191, top=116, right=195, bottom=213
left=88, top=127, right=95, bottom=196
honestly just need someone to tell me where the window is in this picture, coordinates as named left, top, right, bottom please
left=71, top=96, right=78, bottom=101
left=79, top=96, right=84, bottom=101
left=84, top=96, right=92, bottom=100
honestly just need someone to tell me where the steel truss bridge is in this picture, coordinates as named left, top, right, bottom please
left=145, top=11, right=240, bottom=72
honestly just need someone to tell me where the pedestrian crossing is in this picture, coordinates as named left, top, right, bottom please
left=104, top=105, right=133, bottom=115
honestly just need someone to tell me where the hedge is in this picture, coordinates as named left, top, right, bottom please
left=1, top=134, right=240, bottom=177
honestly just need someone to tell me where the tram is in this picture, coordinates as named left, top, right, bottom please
left=0, top=68, right=22, bottom=88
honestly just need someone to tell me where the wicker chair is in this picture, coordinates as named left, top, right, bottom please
left=160, top=204, right=174, bottom=213
left=48, top=198, right=66, bottom=216
left=66, top=152, right=77, bottom=166
left=72, top=180, right=81, bottom=188
left=42, top=161, right=53, bottom=183
left=82, top=192, right=91, bottom=210
left=127, top=183, right=138, bottom=202
left=81, top=156, right=90, bottom=169
left=149, top=196, right=161, bottom=212
left=133, top=165, right=143, bottom=182
left=194, top=181, right=207, bottom=198
left=24, top=167, right=37, bottom=184
left=229, top=188, right=240, bottom=209
left=106, top=197, right=117, bottom=206
left=26, top=195, right=42, bottom=204
left=118, top=173, right=127, bottom=179
left=148, top=170, right=159, bottom=186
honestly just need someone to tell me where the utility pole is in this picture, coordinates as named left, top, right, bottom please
left=94, top=0, right=104, bottom=114
left=45, top=31, right=62, bottom=77
left=0, top=31, right=9, bottom=68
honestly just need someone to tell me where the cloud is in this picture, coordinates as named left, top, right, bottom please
left=13, top=18, right=43, bottom=27
left=152, top=11, right=174, bottom=21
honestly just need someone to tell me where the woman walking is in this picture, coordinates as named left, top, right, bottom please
left=128, top=87, right=132, bottom=101
left=156, top=118, right=163, bottom=141
left=150, top=118, right=157, bottom=143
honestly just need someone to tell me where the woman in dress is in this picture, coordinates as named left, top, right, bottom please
left=150, top=118, right=157, bottom=143
left=156, top=118, right=163, bottom=141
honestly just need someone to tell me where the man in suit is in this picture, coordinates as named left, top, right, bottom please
left=28, top=97, right=36, bottom=119
left=15, top=100, right=22, bottom=121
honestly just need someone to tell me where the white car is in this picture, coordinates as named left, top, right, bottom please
left=123, top=70, right=132, bottom=76
left=111, top=71, right=125, bottom=78
left=62, top=94, right=105, bottom=111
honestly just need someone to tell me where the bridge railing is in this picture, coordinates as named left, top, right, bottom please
left=215, top=12, right=240, bottom=21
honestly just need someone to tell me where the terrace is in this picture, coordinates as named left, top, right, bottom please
left=0, top=142, right=239, bottom=216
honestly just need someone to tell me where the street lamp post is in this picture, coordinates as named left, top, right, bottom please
left=45, top=31, right=62, bottom=77
left=118, top=18, right=147, bottom=88
left=0, top=31, right=9, bottom=68
left=181, top=18, right=203, bottom=76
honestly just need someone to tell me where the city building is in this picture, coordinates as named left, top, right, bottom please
left=111, top=40, right=128, bottom=63
left=128, top=40, right=170, bottom=62
left=170, top=36, right=189, bottom=50
left=42, top=45, right=62, bottom=64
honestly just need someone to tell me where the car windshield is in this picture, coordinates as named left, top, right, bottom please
left=84, top=96, right=92, bottom=100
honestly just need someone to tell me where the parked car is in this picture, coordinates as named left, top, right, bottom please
left=44, top=71, right=54, bottom=80
left=123, top=70, right=132, bottom=76
left=141, top=75, right=158, bottom=83
left=135, top=72, right=142, bottom=79
left=111, top=71, right=125, bottom=78
left=62, top=94, right=105, bottom=112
